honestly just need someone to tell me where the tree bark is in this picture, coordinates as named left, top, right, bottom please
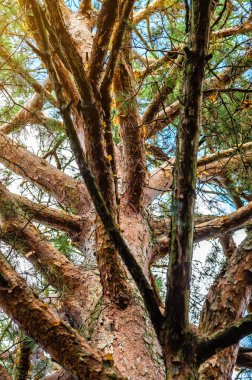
left=199, top=233, right=252, bottom=379
left=0, top=253, right=124, bottom=380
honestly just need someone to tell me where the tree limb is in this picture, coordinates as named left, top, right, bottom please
left=236, top=349, right=252, bottom=370
left=163, top=0, right=212, bottom=352
left=0, top=46, right=57, bottom=108
left=198, top=314, right=252, bottom=364
left=198, top=232, right=252, bottom=377
left=0, top=181, right=84, bottom=293
left=144, top=141, right=252, bottom=206
left=133, top=0, right=166, bottom=24
left=0, top=253, right=125, bottom=379
left=146, top=49, right=252, bottom=138
left=0, top=78, right=52, bottom=135
left=0, top=365, right=12, bottom=380
left=113, top=53, right=146, bottom=208
left=12, top=192, right=84, bottom=235
left=0, top=131, right=91, bottom=213
left=88, top=0, right=119, bottom=85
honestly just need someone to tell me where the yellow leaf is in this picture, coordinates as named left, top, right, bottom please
left=107, top=155, right=113, bottom=161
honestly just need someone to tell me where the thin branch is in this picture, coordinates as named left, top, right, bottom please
left=146, top=49, right=252, bottom=138
left=0, top=46, right=57, bottom=108
left=0, top=78, right=52, bottom=135
left=133, top=0, right=166, bottom=24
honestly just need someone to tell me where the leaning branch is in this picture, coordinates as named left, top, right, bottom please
left=195, top=201, right=252, bottom=242
left=150, top=201, right=252, bottom=263
left=12, top=193, right=84, bottom=235
left=144, top=141, right=252, bottom=206
left=146, top=49, right=252, bottom=138
left=0, top=46, right=57, bottom=108
left=198, top=314, right=252, bottom=364
left=0, top=131, right=90, bottom=213
left=0, top=77, right=52, bottom=135
left=0, top=253, right=124, bottom=379
left=0, top=182, right=83, bottom=293
left=101, top=0, right=135, bottom=93
left=133, top=0, right=166, bottom=24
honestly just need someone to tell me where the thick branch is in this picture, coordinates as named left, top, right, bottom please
left=150, top=200, right=252, bottom=262
left=31, top=0, right=132, bottom=309
left=12, top=193, right=84, bottom=235
left=88, top=0, right=119, bottom=85
left=0, top=131, right=90, bottom=213
left=133, top=0, right=166, bottom=24
left=211, top=21, right=252, bottom=39
left=44, top=0, right=117, bottom=212
left=0, top=253, right=124, bottom=379
left=163, top=0, right=212, bottom=350
left=198, top=314, right=252, bottom=364
left=195, top=201, right=252, bottom=242
left=0, top=182, right=83, bottom=293
left=198, top=232, right=252, bottom=378
left=113, top=55, right=146, bottom=208
left=144, top=142, right=252, bottom=206
left=61, top=96, right=164, bottom=337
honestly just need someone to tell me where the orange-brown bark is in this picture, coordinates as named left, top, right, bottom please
left=0, top=253, right=124, bottom=380
left=0, top=365, right=12, bottom=380
left=198, top=233, right=252, bottom=379
left=10, top=192, right=84, bottom=235
left=114, top=56, right=146, bottom=208
left=0, top=131, right=90, bottom=213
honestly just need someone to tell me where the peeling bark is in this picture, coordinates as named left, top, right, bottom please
left=199, top=233, right=252, bottom=379
left=0, top=253, right=124, bottom=380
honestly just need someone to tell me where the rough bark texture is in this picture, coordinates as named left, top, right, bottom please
left=163, top=1, right=212, bottom=377
left=0, top=1, right=251, bottom=379
left=0, top=253, right=124, bottom=380
left=199, top=233, right=252, bottom=379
